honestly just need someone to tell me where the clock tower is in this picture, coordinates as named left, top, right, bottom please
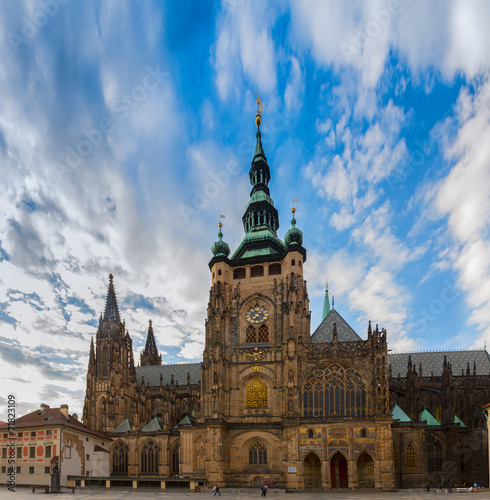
left=200, top=102, right=310, bottom=485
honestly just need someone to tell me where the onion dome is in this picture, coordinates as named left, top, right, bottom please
left=211, top=222, right=230, bottom=258
left=284, top=207, right=303, bottom=247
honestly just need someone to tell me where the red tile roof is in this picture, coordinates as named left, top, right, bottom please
left=0, top=408, right=110, bottom=440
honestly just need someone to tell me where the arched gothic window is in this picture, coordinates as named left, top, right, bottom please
left=246, top=378, right=268, bottom=407
left=141, top=441, right=159, bottom=474
left=393, top=444, right=399, bottom=471
left=302, top=364, right=366, bottom=417
left=258, top=324, right=269, bottom=342
left=171, top=446, right=179, bottom=475
left=246, top=325, right=256, bottom=343
left=427, top=435, right=443, bottom=472
left=112, top=441, right=129, bottom=474
left=406, top=444, right=416, bottom=471
left=249, top=442, right=267, bottom=465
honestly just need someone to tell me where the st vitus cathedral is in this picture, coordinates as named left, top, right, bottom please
left=82, top=105, right=490, bottom=490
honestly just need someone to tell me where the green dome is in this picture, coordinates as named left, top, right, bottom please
left=285, top=213, right=303, bottom=247
left=211, top=230, right=230, bottom=258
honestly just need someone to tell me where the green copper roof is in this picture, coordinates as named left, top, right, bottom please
left=111, top=418, right=132, bottom=433
left=173, top=415, right=196, bottom=430
left=391, top=404, right=411, bottom=422
left=420, top=408, right=440, bottom=426
left=211, top=227, right=230, bottom=258
left=454, top=415, right=467, bottom=427
left=141, top=417, right=166, bottom=432
left=322, top=285, right=331, bottom=320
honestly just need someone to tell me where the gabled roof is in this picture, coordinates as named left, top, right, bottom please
left=136, top=362, right=201, bottom=387
left=389, top=350, right=490, bottom=377
left=391, top=404, right=411, bottom=422
left=420, top=408, right=440, bottom=426
left=111, top=419, right=132, bottom=433
left=0, top=408, right=108, bottom=440
left=311, top=309, right=362, bottom=343
left=141, top=417, right=165, bottom=433
left=454, top=415, right=467, bottom=428
left=173, top=415, right=196, bottom=430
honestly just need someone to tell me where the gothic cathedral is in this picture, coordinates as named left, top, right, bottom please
left=82, top=109, right=489, bottom=490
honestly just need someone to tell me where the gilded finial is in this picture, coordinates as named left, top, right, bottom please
left=254, top=92, right=263, bottom=128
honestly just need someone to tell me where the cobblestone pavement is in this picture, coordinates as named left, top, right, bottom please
left=1, top=488, right=490, bottom=500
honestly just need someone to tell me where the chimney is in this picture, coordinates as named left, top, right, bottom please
left=60, top=404, right=69, bottom=418
left=72, top=414, right=78, bottom=420
left=40, top=403, right=50, bottom=411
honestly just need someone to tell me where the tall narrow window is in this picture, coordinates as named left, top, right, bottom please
left=112, top=441, right=129, bottom=475
left=249, top=442, right=267, bottom=465
left=393, top=444, right=399, bottom=471
left=247, top=378, right=268, bottom=407
left=141, top=441, right=159, bottom=474
left=171, top=446, right=179, bottom=475
left=246, top=325, right=256, bottom=343
left=258, top=324, right=269, bottom=342
left=427, top=435, right=443, bottom=473
left=406, top=444, right=416, bottom=471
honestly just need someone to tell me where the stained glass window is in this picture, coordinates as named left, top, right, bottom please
left=141, top=441, right=159, bottom=474
left=247, top=378, right=268, bottom=407
left=249, top=441, right=267, bottom=464
left=246, top=325, right=256, bottom=342
left=112, top=441, right=129, bottom=474
left=406, top=444, right=416, bottom=470
left=302, top=364, right=366, bottom=417
left=427, top=435, right=443, bottom=472
left=258, top=324, right=269, bottom=342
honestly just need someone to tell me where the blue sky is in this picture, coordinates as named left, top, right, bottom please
left=1, top=0, right=490, bottom=420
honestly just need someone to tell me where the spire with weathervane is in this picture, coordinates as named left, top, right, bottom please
left=140, top=320, right=162, bottom=366
left=230, top=94, right=285, bottom=261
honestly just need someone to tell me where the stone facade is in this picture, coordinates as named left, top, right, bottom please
left=81, top=114, right=489, bottom=490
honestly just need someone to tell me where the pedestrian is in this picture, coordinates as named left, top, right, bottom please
left=263, top=484, right=268, bottom=496
left=213, top=485, right=221, bottom=496
left=260, top=485, right=266, bottom=497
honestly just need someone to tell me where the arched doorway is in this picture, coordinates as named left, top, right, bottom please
left=304, top=453, right=322, bottom=489
left=357, top=452, right=375, bottom=487
left=330, top=452, right=348, bottom=488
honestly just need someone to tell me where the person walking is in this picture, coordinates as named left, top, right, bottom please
left=260, top=485, right=266, bottom=497
left=213, top=485, right=221, bottom=496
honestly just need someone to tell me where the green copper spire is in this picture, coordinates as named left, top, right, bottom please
left=211, top=221, right=230, bottom=258
left=231, top=96, right=285, bottom=260
left=322, top=282, right=331, bottom=320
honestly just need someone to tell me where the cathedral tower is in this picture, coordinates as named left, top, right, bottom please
left=200, top=100, right=310, bottom=484
left=83, top=275, right=137, bottom=432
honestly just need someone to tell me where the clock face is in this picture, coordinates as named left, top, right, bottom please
left=245, top=306, right=269, bottom=324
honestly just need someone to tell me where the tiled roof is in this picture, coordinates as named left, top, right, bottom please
left=311, top=309, right=362, bottom=343
left=0, top=407, right=108, bottom=439
left=388, top=350, right=490, bottom=377
left=136, top=362, right=201, bottom=387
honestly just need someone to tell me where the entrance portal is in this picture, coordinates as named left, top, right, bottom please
left=304, top=453, right=322, bottom=489
left=357, top=452, right=375, bottom=487
left=330, top=452, right=348, bottom=488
